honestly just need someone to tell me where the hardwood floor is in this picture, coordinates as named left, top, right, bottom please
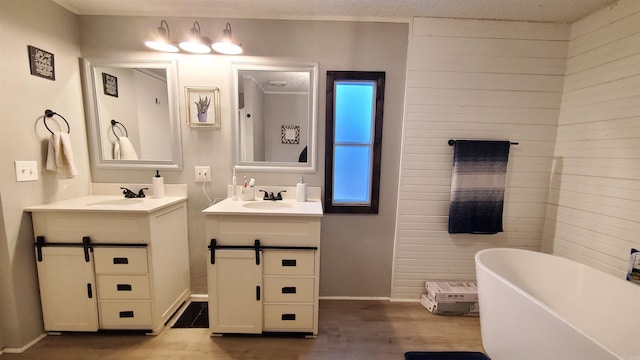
left=4, top=300, right=484, bottom=359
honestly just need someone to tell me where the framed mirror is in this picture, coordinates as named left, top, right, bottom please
left=232, top=61, right=318, bottom=172
left=81, top=58, right=183, bottom=170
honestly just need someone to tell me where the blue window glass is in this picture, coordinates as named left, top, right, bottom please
left=335, top=82, right=374, bottom=144
left=333, top=145, right=371, bottom=204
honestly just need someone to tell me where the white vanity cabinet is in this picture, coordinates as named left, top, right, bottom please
left=28, top=194, right=190, bottom=334
left=204, top=198, right=322, bottom=337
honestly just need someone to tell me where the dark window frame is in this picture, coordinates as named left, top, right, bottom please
left=324, top=71, right=385, bottom=214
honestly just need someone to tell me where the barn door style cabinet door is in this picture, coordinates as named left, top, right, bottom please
left=27, top=191, right=190, bottom=335
left=203, top=192, right=323, bottom=338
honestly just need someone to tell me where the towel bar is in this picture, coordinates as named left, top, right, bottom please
left=448, top=139, right=518, bottom=146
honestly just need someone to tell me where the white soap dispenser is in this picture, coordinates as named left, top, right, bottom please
left=153, top=170, right=165, bottom=198
left=296, top=176, right=307, bottom=202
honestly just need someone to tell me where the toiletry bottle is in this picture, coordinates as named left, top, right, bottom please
left=232, top=168, right=237, bottom=200
left=153, top=170, right=165, bottom=198
left=296, top=176, right=307, bottom=202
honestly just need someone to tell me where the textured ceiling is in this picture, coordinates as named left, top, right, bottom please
left=53, top=0, right=618, bottom=23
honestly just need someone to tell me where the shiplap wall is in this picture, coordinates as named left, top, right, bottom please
left=391, top=18, right=570, bottom=299
left=541, top=0, right=640, bottom=278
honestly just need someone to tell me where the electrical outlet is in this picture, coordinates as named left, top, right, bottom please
left=15, top=161, right=38, bottom=182
left=195, top=166, right=211, bottom=182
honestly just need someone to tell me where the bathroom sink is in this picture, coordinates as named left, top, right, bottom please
left=242, top=202, right=293, bottom=210
left=86, top=198, right=145, bottom=206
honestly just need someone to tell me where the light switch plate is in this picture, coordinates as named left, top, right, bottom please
left=15, top=160, right=38, bottom=182
left=194, top=166, right=211, bottom=182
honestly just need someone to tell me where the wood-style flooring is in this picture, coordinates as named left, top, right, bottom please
left=4, top=300, right=484, bottom=359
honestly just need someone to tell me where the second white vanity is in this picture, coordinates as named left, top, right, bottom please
left=26, top=184, right=190, bottom=334
left=203, top=186, right=322, bottom=337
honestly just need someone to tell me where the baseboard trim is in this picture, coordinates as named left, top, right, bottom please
left=2, top=333, right=47, bottom=354
left=319, top=296, right=391, bottom=301
left=389, top=298, right=420, bottom=303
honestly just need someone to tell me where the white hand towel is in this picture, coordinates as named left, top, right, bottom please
left=114, top=136, right=138, bottom=160
left=46, top=131, right=78, bottom=179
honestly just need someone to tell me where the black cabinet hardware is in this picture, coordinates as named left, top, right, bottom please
left=256, top=285, right=261, bottom=301
left=282, top=287, right=297, bottom=294
left=87, top=283, right=93, bottom=299
left=119, top=311, right=134, bottom=318
left=117, top=284, right=132, bottom=291
left=281, top=314, right=296, bottom=321
left=282, top=259, right=297, bottom=267
left=113, top=257, right=129, bottom=264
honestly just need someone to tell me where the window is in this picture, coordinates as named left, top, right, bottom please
left=325, top=71, right=385, bottom=214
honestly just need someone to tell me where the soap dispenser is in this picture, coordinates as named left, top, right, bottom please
left=153, top=170, right=165, bottom=198
left=296, top=176, right=307, bottom=202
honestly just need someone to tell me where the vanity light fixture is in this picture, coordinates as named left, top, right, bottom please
left=179, top=21, right=212, bottom=54
left=144, top=20, right=179, bottom=53
left=211, top=23, right=243, bottom=55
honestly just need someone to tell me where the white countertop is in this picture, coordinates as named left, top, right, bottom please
left=202, top=198, right=323, bottom=217
left=25, top=195, right=186, bottom=213
left=25, top=183, right=188, bottom=214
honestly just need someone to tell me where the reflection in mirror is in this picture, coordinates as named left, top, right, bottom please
left=232, top=62, right=318, bottom=172
left=81, top=58, right=182, bottom=170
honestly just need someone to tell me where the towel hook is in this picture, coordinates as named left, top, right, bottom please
left=43, top=109, right=70, bottom=134
left=110, top=119, right=128, bottom=139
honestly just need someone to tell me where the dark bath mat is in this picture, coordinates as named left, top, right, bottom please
left=172, top=301, right=209, bottom=328
left=405, top=352, right=490, bottom=360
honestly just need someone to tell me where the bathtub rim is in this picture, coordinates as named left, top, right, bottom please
left=474, top=247, right=622, bottom=360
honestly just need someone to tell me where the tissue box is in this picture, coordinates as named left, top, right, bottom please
left=420, top=294, right=479, bottom=316
left=425, top=281, right=478, bottom=303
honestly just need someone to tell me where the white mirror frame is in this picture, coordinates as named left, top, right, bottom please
left=81, top=58, right=183, bottom=170
left=231, top=60, right=318, bottom=173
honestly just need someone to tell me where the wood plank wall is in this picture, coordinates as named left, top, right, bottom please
left=541, top=0, right=640, bottom=278
left=391, top=18, right=569, bottom=299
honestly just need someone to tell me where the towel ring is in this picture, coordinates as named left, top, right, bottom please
left=110, top=119, right=128, bottom=139
left=43, top=109, right=70, bottom=134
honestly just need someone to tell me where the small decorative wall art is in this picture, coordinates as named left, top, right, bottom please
left=281, top=125, right=300, bottom=144
left=186, top=86, right=221, bottom=128
left=102, top=72, right=118, bottom=97
left=27, top=45, right=55, bottom=81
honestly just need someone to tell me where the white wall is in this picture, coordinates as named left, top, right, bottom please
left=0, top=0, right=91, bottom=349
left=541, top=0, right=640, bottom=277
left=264, top=93, right=308, bottom=162
left=391, top=18, right=569, bottom=299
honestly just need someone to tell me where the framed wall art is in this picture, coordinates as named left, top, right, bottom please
left=102, top=72, right=118, bottom=97
left=281, top=125, right=300, bottom=144
left=27, top=45, right=55, bottom=81
left=186, top=86, right=220, bottom=128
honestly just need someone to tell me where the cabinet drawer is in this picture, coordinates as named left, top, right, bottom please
left=264, top=277, right=314, bottom=303
left=97, top=275, right=150, bottom=300
left=94, top=248, right=148, bottom=274
left=264, top=304, right=313, bottom=331
left=263, top=251, right=315, bottom=275
left=99, top=302, right=152, bottom=328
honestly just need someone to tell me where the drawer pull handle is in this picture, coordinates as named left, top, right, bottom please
left=119, top=311, right=134, bottom=318
left=117, top=284, right=132, bottom=291
left=113, top=257, right=129, bottom=265
left=87, top=283, right=93, bottom=299
left=256, top=285, right=261, bottom=301
left=282, top=286, right=297, bottom=294
left=282, top=259, right=297, bottom=267
left=281, top=314, right=296, bottom=321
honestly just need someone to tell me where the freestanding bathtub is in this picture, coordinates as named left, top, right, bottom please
left=475, top=248, right=639, bottom=360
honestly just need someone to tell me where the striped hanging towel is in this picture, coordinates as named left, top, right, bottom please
left=448, top=140, right=511, bottom=234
